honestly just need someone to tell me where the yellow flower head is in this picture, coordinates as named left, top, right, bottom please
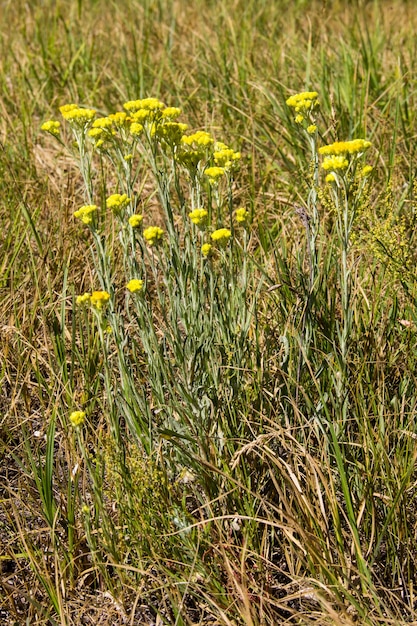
left=90, top=291, right=110, bottom=310
left=131, top=109, right=152, bottom=123
left=74, top=204, right=98, bottom=225
left=143, top=226, right=164, bottom=246
left=92, top=117, right=113, bottom=129
left=201, top=243, right=213, bottom=257
left=213, top=148, right=241, bottom=170
left=156, top=122, right=188, bottom=147
left=204, top=166, right=226, bottom=184
left=325, top=173, right=336, bottom=183
left=162, top=107, right=181, bottom=119
left=108, top=111, right=130, bottom=128
left=235, top=207, right=250, bottom=225
left=182, top=130, right=214, bottom=148
left=295, top=114, right=304, bottom=124
left=286, top=91, right=319, bottom=113
left=69, top=410, right=85, bottom=427
left=321, top=155, right=349, bottom=171
left=361, top=165, right=373, bottom=177
left=319, top=139, right=371, bottom=156
left=76, top=292, right=91, bottom=305
left=126, top=279, right=144, bottom=293
left=59, top=104, right=78, bottom=115
left=60, top=105, right=96, bottom=125
left=130, top=122, right=144, bottom=137
left=189, top=208, right=208, bottom=228
left=41, top=120, right=61, bottom=135
left=87, top=127, right=104, bottom=139
left=106, top=193, right=131, bottom=212
left=211, top=227, right=232, bottom=247
left=129, top=214, right=144, bottom=228
left=307, top=124, right=317, bottom=134
left=123, top=98, right=165, bottom=113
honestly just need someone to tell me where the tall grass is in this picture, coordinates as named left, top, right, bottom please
left=2, top=0, right=417, bottom=624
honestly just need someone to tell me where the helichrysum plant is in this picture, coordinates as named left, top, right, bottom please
left=43, top=97, right=257, bottom=577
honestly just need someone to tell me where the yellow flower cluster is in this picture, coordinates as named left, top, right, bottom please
left=108, top=111, right=130, bottom=128
left=361, top=165, right=373, bottom=177
left=181, top=130, right=214, bottom=148
left=286, top=91, right=319, bottom=112
left=126, top=279, right=143, bottom=293
left=161, top=107, right=181, bottom=120
left=321, top=155, right=349, bottom=171
left=69, top=410, right=85, bottom=427
left=123, top=98, right=165, bottom=113
left=189, top=208, right=208, bottom=228
left=60, top=104, right=96, bottom=125
left=204, top=166, right=226, bottom=184
left=41, top=120, right=61, bottom=135
left=213, top=145, right=241, bottom=169
left=130, top=122, right=144, bottom=137
left=106, top=193, right=131, bottom=212
left=90, top=291, right=110, bottom=310
left=128, top=214, right=144, bottom=228
left=143, top=226, right=164, bottom=246
left=235, top=207, right=249, bottom=225
left=74, top=204, right=98, bottom=225
left=201, top=243, right=212, bottom=257
left=319, top=139, right=371, bottom=156
left=211, top=227, right=231, bottom=247
left=155, top=121, right=188, bottom=147
left=92, top=117, right=114, bottom=129
left=76, top=292, right=91, bottom=305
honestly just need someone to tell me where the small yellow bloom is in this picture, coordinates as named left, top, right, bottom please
left=286, top=91, right=319, bottom=113
left=321, top=155, right=349, bottom=171
left=361, top=165, right=373, bottom=177
left=129, top=214, right=144, bottom=228
left=213, top=147, right=241, bottom=169
left=60, top=105, right=96, bottom=125
left=87, top=127, right=104, bottom=139
left=201, top=243, right=213, bottom=257
left=307, top=124, right=317, bottom=134
left=126, top=279, right=144, bottom=293
left=74, top=205, right=98, bottom=225
left=204, top=166, right=226, bottom=183
left=182, top=131, right=214, bottom=148
left=69, top=410, right=85, bottom=427
left=130, top=122, right=144, bottom=136
left=92, top=117, right=113, bottom=129
left=211, top=228, right=232, bottom=247
left=108, top=111, right=129, bottom=127
left=41, top=120, right=61, bottom=135
left=90, top=291, right=110, bottom=310
left=162, top=107, right=181, bottom=119
left=59, top=104, right=78, bottom=114
left=319, top=139, right=371, bottom=156
left=106, top=193, right=131, bottom=212
left=76, top=292, right=91, bottom=305
left=143, top=226, right=164, bottom=246
left=235, top=207, right=250, bottom=225
left=156, top=122, right=188, bottom=146
left=325, top=173, right=336, bottom=183
left=295, top=114, right=304, bottom=124
left=123, top=98, right=165, bottom=112
left=189, top=208, right=208, bottom=228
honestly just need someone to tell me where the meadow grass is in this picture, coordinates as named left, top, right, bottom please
left=2, top=0, right=417, bottom=624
